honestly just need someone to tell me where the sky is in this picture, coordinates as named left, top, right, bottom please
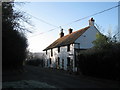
left=14, top=2, right=119, bottom=53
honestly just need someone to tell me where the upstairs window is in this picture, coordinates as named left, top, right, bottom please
left=67, top=44, right=70, bottom=52
left=58, top=47, right=60, bottom=53
left=51, top=49, right=53, bottom=57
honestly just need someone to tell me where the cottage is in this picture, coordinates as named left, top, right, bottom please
left=43, top=18, right=100, bottom=72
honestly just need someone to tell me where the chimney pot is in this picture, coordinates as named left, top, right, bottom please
left=60, top=29, right=64, bottom=38
left=89, top=18, right=95, bottom=26
left=68, top=28, right=73, bottom=34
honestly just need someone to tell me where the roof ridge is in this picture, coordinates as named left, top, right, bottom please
left=59, top=26, right=90, bottom=38
left=43, top=26, right=90, bottom=51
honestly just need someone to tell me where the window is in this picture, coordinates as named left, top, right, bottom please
left=47, top=59, right=49, bottom=66
left=49, top=58, right=51, bottom=64
left=67, top=57, right=70, bottom=66
left=56, top=57, right=60, bottom=69
left=51, top=49, right=53, bottom=56
left=58, top=47, right=60, bottom=53
left=58, top=57, right=60, bottom=65
left=67, top=44, right=70, bottom=52
left=62, top=59, right=64, bottom=69
left=46, top=50, right=47, bottom=55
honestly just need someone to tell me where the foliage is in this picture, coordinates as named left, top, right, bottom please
left=3, top=30, right=28, bottom=69
left=77, top=43, right=120, bottom=80
left=26, top=51, right=34, bottom=60
left=92, top=33, right=110, bottom=49
left=2, top=2, right=32, bottom=32
left=25, top=52, right=45, bottom=66
left=2, top=2, right=29, bottom=70
left=25, top=59, right=44, bottom=67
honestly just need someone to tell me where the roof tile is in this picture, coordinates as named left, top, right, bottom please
left=43, top=26, right=90, bottom=51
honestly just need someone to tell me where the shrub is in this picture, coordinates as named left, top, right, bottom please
left=25, top=59, right=44, bottom=67
left=2, top=30, right=28, bottom=70
left=77, top=43, right=120, bottom=80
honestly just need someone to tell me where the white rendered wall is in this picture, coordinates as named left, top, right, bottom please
left=75, top=26, right=99, bottom=49
left=45, top=44, right=75, bottom=71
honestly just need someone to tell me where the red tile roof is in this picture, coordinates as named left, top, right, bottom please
left=43, top=26, right=90, bottom=51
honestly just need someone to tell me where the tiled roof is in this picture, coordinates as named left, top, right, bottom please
left=43, top=26, right=90, bottom=51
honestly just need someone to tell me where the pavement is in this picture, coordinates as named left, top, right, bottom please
left=2, top=65, right=120, bottom=88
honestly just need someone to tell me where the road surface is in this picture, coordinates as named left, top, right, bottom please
left=3, top=65, right=120, bottom=88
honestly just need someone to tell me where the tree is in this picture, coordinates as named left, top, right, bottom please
left=2, top=2, right=30, bottom=70
left=92, top=33, right=110, bottom=49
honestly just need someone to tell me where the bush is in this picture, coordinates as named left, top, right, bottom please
left=2, top=2, right=28, bottom=70
left=77, top=43, right=120, bottom=80
left=25, top=59, right=44, bottom=67
left=2, top=30, right=28, bottom=70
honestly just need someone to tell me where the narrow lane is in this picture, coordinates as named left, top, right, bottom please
left=3, top=65, right=120, bottom=88
left=23, top=65, right=120, bottom=88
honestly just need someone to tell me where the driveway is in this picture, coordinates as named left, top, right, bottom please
left=2, top=65, right=120, bottom=88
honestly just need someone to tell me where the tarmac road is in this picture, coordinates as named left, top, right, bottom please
left=2, top=65, right=120, bottom=88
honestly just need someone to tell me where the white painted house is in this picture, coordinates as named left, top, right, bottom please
left=43, top=18, right=100, bottom=72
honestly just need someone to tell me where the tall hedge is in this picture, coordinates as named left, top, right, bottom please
left=2, top=2, right=28, bottom=70
left=78, top=43, right=120, bottom=80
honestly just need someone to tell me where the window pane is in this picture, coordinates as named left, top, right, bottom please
left=67, top=57, right=70, bottom=66
left=67, top=44, right=70, bottom=51
left=51, top=49, right=53, bottom=56
left=58, top=47, right=60, bottom=53
left=49, top=58, right=51, bottom=64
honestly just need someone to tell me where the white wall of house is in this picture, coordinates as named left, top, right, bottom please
left=45, top=44, right=77, bottom=71
left=75, top=26, right=99, bottom=49
left=44, top=26, right=99, bottom=72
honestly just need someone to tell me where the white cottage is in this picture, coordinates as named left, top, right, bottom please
left=43, top=18, right=100, bottom=72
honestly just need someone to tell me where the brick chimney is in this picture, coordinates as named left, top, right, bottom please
left=59, top=29, right=64, bottom=38
left=68, top=28, right=73, bottom=34
left=89, top=18, right=95, bottom=26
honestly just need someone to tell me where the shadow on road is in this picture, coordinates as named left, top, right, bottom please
left=2, top=65, right=120, bottom=88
